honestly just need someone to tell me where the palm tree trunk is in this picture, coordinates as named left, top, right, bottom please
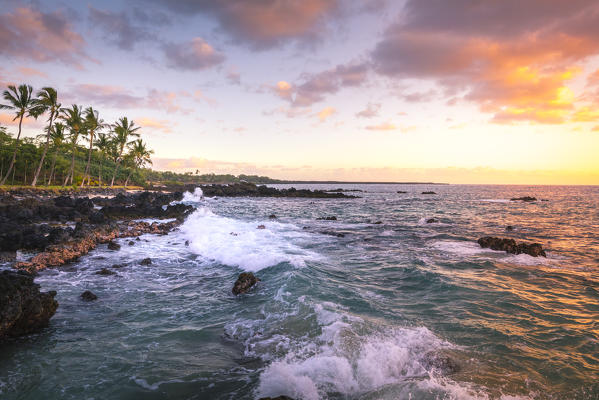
left=81, top=132, right=94, bottom=187
left=63, top=143, right=76, bottom=187
left=0, top=114, right=24, bottom=185
left=111, top=158, right=121, bottom=187
left=31, top=111, right=55, bottom=187
left=124, top=168, right=134, bottom=188
left=47, top=150, right=57, bottom=186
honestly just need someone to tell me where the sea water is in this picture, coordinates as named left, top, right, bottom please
left=0, top=184, right=598, bottom=399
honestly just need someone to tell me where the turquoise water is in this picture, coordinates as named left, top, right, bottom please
left=1, top=184, right=598, bottom=399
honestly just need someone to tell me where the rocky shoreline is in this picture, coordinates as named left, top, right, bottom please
left=0, top=183, right=359, bottom=340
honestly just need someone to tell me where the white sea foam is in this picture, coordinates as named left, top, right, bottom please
left=254, top=299, right=466, bottom=400
left=432, top=241, right=499, bottom=256
left=182, top=187, right=204, bottom=202
left=180, top=207, right=318, bottom=271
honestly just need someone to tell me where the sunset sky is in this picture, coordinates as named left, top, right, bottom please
left=1, top=0, right=599, bottom=184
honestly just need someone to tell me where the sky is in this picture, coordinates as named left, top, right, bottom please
left=1, top=0, right=599, bottom=184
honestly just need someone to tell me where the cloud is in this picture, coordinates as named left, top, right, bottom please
left=0, top=7, right=89, bottom=66
left=365, top=122, right=397, bottom=131
left=273, top=62, right=368, bottom=107
left=88, top=6, right=155, bottom=50
left=64, top=84, right=192, bottom=114
left=0, top=113, right=43, bottom=128
left=227, top=69, right=241, bottom=85
left=317, top=106, right=336, bottom=121
left=148, top=0, right=341, bottom=49
left=17, top=66, right=47, bottom=78
left=136, top=117, right=173, bottom=134
left=371, top=0, right=599, bottom=124
left=356, top=102, right=381, bottom=118
left=163, top=37, right=225, bottom=70
left=571, top=107, right=599, bottom=122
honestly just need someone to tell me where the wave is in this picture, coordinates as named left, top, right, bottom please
left=180, top=207, right=319, bottom=271
left=182, top=187, right=204, bottom=202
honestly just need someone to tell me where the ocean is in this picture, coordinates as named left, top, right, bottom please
left=1, top=184, right=598, bottom=399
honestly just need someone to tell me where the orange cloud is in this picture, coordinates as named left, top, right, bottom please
left=571, top=107, right=599, bottom=122
left=17, top=66, right=47, bottom=78
left=317, top=106, right=336, bottom=121
left=136, top=117, right=173, bottom=134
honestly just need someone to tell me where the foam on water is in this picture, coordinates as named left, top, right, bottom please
left=180, top=207, right=319, bottom=271
left=182, top=187, right=204, bottom=202
left=253, top=299, right=489, bottom=400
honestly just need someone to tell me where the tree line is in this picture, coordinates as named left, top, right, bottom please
left=0, top=84, right=153, bottom=188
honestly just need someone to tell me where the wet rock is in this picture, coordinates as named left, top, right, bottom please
left=0, top=270, right=58, bottom=338
left=95, top=268, right=116, bottom=276
left=426, top=218, right=439, bottom=223
left=80, top=290, right=97, bottom=301
left=107, top=241, right=121, bottom=251
left=136, top=237, right=141, bottom=241
left=506, top=225, right=514, bottom=231
left=397, top=191, right=407, bottom=193
left=232, top=272, right=260, bottom=295
left=477, top=236, right=546, bottom=257
left=128, top=241, right=135, bottom=246
left=111, top=264, right=124, bottom=269
left=140, top=258, right=152, bottom=266
left=89, top=211, right=105, bottom=224
left=257, top=225, right=266, bottom=229
left=185, top=240, right=189, bottom=246
left=423, top=352, right=460, bottom=374
left=316, top=216, right=337, bottom=221
left=199, top=182, right=358, bottom=198
left=373, top=221, right=383, bottom=224
left=422, top=191, right=436, bottom=195
left=320, top=231, right=345, bottom=238
left=510, top=196, right=536, bottom=202
left=268, top=214, right=277, bottom=219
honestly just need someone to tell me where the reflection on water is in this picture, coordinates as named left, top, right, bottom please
left=0, top=184, right=598, bottom=399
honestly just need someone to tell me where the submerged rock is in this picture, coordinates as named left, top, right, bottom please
left=426, top=218, right=439, bottom=223
left=258, top=397, right=295, bottom=400
left=80, top=290, right=97, bottom=301
left=506, top=225, right=514, bottom=231
left=422, top=351, right=460, bottom=374
left=510, top=196, right=537, bottom=202
left=140, top=258, right=152, bottom=266
left=477, top=236, right=546, bottom=257
left=257, top=225, right=266, bottom=229
left=316, top=216, right=337, bottom=221
left=95, top=268, right=116, bottom=276
left=268, top=214, right=277, bottom=219
left=128, top=241, right=135, bottom=246
left=107, top=241, right=121, bottom=251
left=232, top=272, right=260, bottom=295
left=422, top=191, right=436, bottom=195
left=320, top=230, right=345, bottom=238
left=0, top=270, right=58, bottom=339
left=397, top=191, right=407, bottom=193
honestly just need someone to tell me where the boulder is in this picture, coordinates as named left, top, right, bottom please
left=0, top=270, right=58, bottom=339
left=426, top=218, right=439, bottom=223
left=80, top=290, right=97, bottom=301
left=107, top=241, right=121, bottom=251
left=477, top=237, right=546, bottom=257
left=95, top=268, right=116, bottom=276
left=128, top=241, right=135, bottom=246
left=268, top=214, right=277, bottom=219
left=232, top=272, right=260, bottom=295
left=140, top=258, right=152, bottom=265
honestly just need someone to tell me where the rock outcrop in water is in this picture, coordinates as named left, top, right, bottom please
left=477, top=237, right=546, bottom=257
left=80, top=290, right=97, bottom=301
left=422, top=191, right=436, bottom=195
left=198, top=182, right=358, bottom=198
left=510, top=196, right=537, bottom=202
left=232, top=272, right=260, bottom=295
left=0, top=270, right=58, bottom=339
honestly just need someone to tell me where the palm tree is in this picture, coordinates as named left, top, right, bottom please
left=81, top=107, right=104, bottom=187
left=60, top=105, right=84, bottom=187
left=46, top=122, right=66, bottom=186
left=0, top=84, right=41, bottom=185
left=31, top=87, right=61, bottom=187
left=110, top=117, right=140, bottom=187
left=94, top=132, right=111, bottom=186
left=124, top=139, right=153, bottom=188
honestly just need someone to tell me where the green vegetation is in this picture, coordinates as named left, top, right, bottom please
left=0, top=83, right=154, bottom=188
left=0, top=82, right=287, bottom=189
